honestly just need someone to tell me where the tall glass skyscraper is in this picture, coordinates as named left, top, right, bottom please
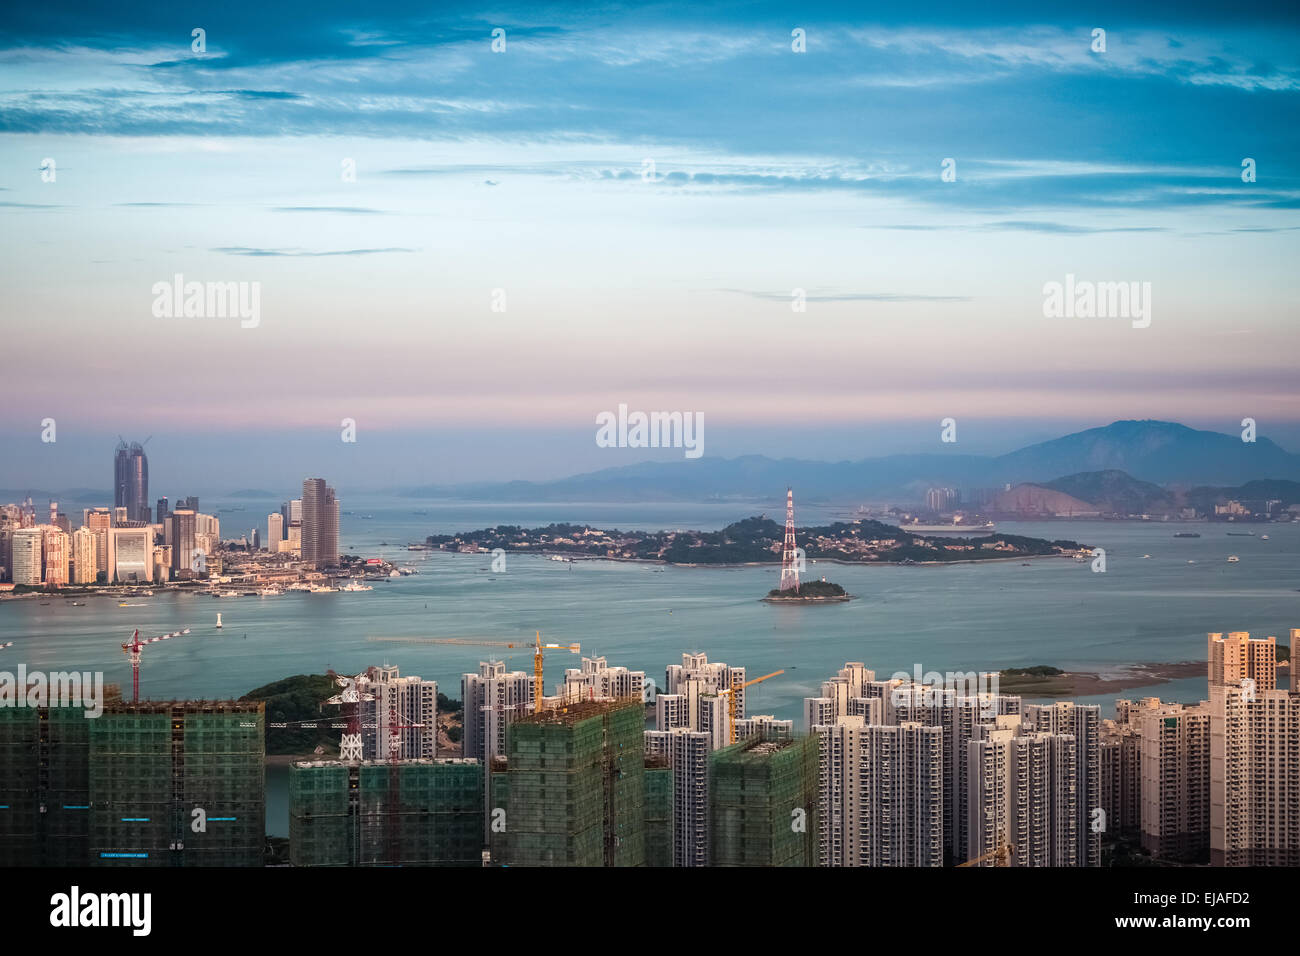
left=301, top=478, right=339, bottom=570
left=113, top=440, right=149, bottom=523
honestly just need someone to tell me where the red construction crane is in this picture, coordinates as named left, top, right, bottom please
left=120, top=627, right=191, bottom=703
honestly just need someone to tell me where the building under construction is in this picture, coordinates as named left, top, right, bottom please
left=89, top=701, right=265, bottom=866
left=643, top=758, right=672, bottom=867
left=0, top=705, right=92, bottom=867
left=290, top=758, right=484, bottom=866
left=710, top=734, right=819, bottom=866
left=504, top=697, right=645, bottom=866
left=0, top=699, right=264, bottom=867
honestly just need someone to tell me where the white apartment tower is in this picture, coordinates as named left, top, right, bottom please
left=462, top=660, right=534, bottom=760
left=359, top=665, right=438, bottom=761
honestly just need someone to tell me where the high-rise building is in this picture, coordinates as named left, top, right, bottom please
left=301, top=479, right=339, bottom=570
left=11, top=528, right=43, bottom=586
left=709, top=734, right=819, bottom=866
left=71, top=527, right=97, bottom=585
left=814, top=715, right=944, bottom=867
left=108, top=527, right=152, bottom=583
left=1024, top=701, right=1101, bottom=866
left=1210, top=681, right=1300, bottom=866
left=266, top=514, right=283, bottom=552
left=462, top=660, right=534, bottom=761
left=169, top=510, right=195, bottom=573
left=40, top=526, right=69, bottom=587
left=86, top=509, right=111, bottom=578
left=967, top=717, right=1080, bottom=866
left=358, top=666, right=437, bottom=761
left=641, top=727, right=712, bottom=866
left=113, top=440, right=149, bottom=523
left=1209, top=631, right=1277, bottom=693
left=1137, top=701, right=1212, bottom=861
left=155, top=497, right=169, bottom=529
left=660, top=653, right=745, bottom=744
left=289, top=759, right=484, bottom=867
left=561, top=656, right=645, bottom=703
left=504, top=698, right=645, bottom=866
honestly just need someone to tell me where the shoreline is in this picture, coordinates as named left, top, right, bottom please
left=998, top=660, right=1208, bottom=697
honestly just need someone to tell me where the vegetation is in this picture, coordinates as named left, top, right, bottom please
left=241, top=674, right=339, bottom=755
left=1001, top=665, right=1064, bottom=678
left=426, top=516, right=1080, bottom=566
left=766, top=579, right=848, bottom=599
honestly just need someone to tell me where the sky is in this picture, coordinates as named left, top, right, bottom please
left=1, top=0, right=1297, bottom=492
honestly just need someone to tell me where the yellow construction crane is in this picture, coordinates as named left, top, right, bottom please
left=368, top=632, right=579, bottom=711
left=705, top=670, right=784, bottom=745
left=958, top=842, right=1014, bottom=867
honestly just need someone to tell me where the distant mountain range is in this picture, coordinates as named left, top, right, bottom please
left=403, top=420, right=1300, bottom=503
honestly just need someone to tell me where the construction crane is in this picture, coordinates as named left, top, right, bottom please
left=705, top=670, right=784, bottom=745
left=120, top=627, right=191, bottom=703
left=324, top=670, right=375, bottom=762
left=369, top=632, right=580, bottom=712
left=958, top=842, right=1014, bottom=867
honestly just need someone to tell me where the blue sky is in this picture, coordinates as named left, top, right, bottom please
left=1, top=0, right=1297, bottom=491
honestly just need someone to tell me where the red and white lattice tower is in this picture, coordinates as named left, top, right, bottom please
left=325, top=671, right=373, bottom=763
left=779, top=487, right=800, bottom=592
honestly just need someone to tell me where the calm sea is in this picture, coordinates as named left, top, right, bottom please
left=5, top=496, right=1298, bottom=835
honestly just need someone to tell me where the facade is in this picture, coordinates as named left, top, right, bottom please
left=41, top=526, right=69, bottom=587
left=289, top=759, right=483, bottom=866
left=1209, top=631, right=1277, bottom=693
left=641, top=727, right=712, bottom=867
left=561, top=656, right=645, bottom=703
left=1210, top=682, right=1300, bottom=866
left=663, top=653, right=746, bottom=732
left=462, top=660, right=534, bottom=760
left=1136, top=701, right=1211, bottom=860
left=11, top=527, right=43, bottom=586
left=301, top=478, right=340, bottom=570
left=113, top=441, right=149, bottom=523
left=267, top=513, right=283, bottom=551
left=71, top=527, right=97, bottom=584
left=108, top=527, right=153, bottom=583
left=967, top=718, right=1080, bottom=867
left=504, top=698, right=646, bottom=866
left=814, top=715, right=944, bottom=867
left=1024, top=701, right=1101, bottom=866
left=168, top=510, right=195, bottom=573
left=709, top=734, right=819, bottom=866
left=358, top=666, right=437, bottom=761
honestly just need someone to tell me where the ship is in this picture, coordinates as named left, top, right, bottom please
left=1227, top=556, right=1240, bottom=563
left=899, top=521, right=996, bottom=533
left=1173, top=532, right=1201, bottom=538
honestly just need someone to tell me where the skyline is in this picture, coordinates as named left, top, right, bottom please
left=2, top=0, right=1298, bottom=485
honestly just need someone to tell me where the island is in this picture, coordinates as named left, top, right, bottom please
left=763, top=579, right=852, bottom=603
left=419, top=516, right=1084, bottom=566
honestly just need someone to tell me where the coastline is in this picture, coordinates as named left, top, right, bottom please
left=998, top=660, right=1208, bottom=697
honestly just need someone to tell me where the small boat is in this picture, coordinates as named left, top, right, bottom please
left=216, top=613, right=223, bottom=628
left=1188, top=560, right=1196, bottom=564
left=1174, top=532, right=1201, bottom=538
left=1141, top=554, right=1151, bottom=559
left=1261, top=535, right=1270, bottom=540
left=1227, top=556, right=1239, bottom=563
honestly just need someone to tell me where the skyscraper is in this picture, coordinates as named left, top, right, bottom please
left=169, top=510, right=195, bottom=573
left=300, top=479, right=339, bottom=570
left=267, top=513, right=283, bottom=552
left=113, top=440, right=149, bottom=522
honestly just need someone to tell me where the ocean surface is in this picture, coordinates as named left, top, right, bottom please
left=5, top=496, right=1299, bottom=836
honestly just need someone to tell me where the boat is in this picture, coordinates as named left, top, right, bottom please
left=309, top=584, right=337, bottom=593
left=216, top=613, right=223, bottom=628
left=1173, top=532, right=1201, bottom=538
left=1227, top=556, right=1239, bottom=563
left=1142, top=554, right=1151, bottom=559
left=340, top=580, right=373, bottom=592
left=1188, top=560, right=1196, bottom=564
left=1227, top=532, right=1255, bottom=537
left=1262, top=534, right=1270, bottom=540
